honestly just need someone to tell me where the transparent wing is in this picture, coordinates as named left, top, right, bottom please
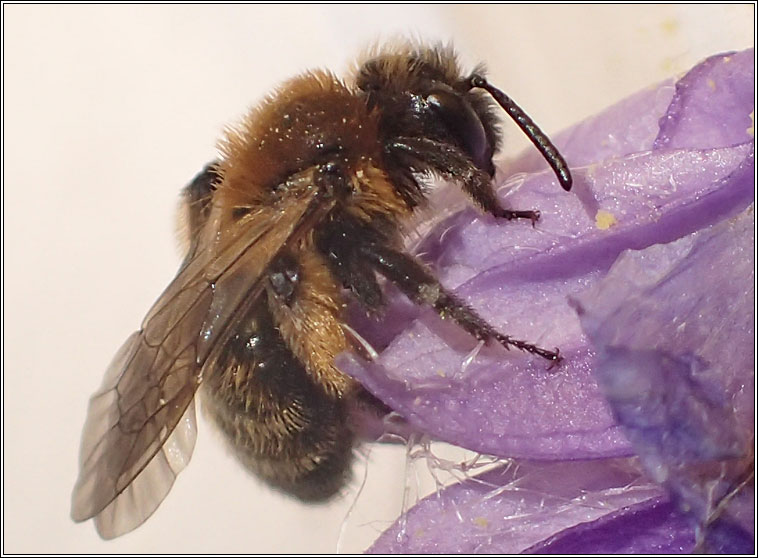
left=93, top=398, right=197, bottom=539
left=71, top=183, right=329, bottom=538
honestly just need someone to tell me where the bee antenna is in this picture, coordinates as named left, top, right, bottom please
left=469, top=75, right=572, bottom=191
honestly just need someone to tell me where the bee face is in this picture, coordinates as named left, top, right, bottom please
left=72, top=41, right=572, bottom=539
left=356, top=44, right=501, bottom=176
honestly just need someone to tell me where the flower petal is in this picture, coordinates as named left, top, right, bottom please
left=368, top=458, right=664, bottom=554
left=341, top=50, right=754, bottom=461
left=343, top=49, right=754, bottom=553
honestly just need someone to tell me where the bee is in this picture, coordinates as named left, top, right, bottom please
left=71, top=42, right=572, bottom=539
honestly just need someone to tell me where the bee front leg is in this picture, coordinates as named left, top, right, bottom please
left=315, top=216, right=387, bottom=313
left=360, top=243, right=561, bottom=363
left=387, top=137, right=540, bottom=224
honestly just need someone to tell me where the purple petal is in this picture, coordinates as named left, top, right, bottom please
left=512, top=77, right=676, bottom=171
left=654, top=49, right=755, bottom=150
left=523, top=497, right=696, bottom=554
left=701, top=486, right=755, bottom=554
left=570, top=208, right=754, bottom=462
left=530, top=490, right=753, bottom=554
left=367, top=459, right=665, bottom=554
left=341, top=49, right=754, bottom=554
left=341, top=50, right=754, bottom=462
left=571, top=206, right=754, bottom=551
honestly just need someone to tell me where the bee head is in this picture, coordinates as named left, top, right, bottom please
left=355, top=44, right=501, bottom=177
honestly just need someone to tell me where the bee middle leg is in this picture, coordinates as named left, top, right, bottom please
left=360, top=243, right=561, bottom=363
left=315, top=216, right=386, bottom=313
left=387, top=136, right=540, bottom=223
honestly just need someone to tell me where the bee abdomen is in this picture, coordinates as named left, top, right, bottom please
left=201, top=298, right=354, bottom=501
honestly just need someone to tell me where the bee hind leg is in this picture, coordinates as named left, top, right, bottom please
left=361, top=243, right=561, bottom=364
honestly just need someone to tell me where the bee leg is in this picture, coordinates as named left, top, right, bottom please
left=180, top=162, right=221, bottom=262
left=361, top=243, right=561, bottom=363
left=387, top=137, right=540, bottom=223
left=315, top=216, right=386, bottom=312
left=182, top=162, right=221, bottom=230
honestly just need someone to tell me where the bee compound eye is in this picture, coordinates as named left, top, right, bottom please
left=425, top=88, right=494, bottom=176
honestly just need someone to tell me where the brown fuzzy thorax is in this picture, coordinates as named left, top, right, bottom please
left=216, top=71, right=386, bottom=209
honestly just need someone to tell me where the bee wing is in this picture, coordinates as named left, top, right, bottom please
left=72, top=185, right=331, bottom=538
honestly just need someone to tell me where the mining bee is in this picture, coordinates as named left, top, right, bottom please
left=71, top=42, right=572, bottom=539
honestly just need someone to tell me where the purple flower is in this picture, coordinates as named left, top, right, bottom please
left=340, top=49, right=754, bottom=553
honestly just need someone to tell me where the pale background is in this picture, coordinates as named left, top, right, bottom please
left=3, top=4, right=754, bottom=554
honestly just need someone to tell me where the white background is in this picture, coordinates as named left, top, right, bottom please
left=3, top=4, right=754, bottom=554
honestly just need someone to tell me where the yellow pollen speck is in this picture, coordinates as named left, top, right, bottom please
left=661, top=18, right=679, bottom=35
left=595, top=210, right=618, bottom=230
left=473, top=517, right=489, bottom=528
left=723, top=56, right=732, bottom=64
left=747, top=111, right=754, bottom=138
left=707, top=79, right=717, bottom=91
left=436, top=369, right=446, bottom=378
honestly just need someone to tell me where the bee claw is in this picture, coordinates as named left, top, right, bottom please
left=545, top=348, right=563, bottom=371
